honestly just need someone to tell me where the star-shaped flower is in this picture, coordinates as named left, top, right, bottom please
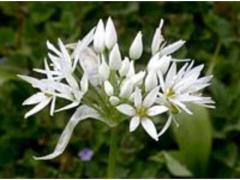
left=116, top=87, right=168, bottom=141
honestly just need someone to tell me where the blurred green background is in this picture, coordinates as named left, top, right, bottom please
left=0, top=1, right=240, bottom=178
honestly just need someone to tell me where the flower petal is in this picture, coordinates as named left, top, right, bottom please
left=50, top=96, right=56, bottom=116
left=141, top=118, right=158, bottom=141
left=25, top=97, right=51, bottom=119
left=147, top=105, right=168, bottom=116
left=159, top=40, right=185, bottom=56
left=23, top=92, right=46, bottom=105
left=134, top=87, right=142, bottom=108
left=116, top=104, right=135, bottom=116
left=17, top=75, right=41, bottom=88
left=143, top=86, right=160, bottom=107
left=170, top=99, right=192, bottom=115
left=129, top=116, right=140, bottom=132
left=158, top=116, right=172, bottom=137
left=55, top=101, right=80, bottom=113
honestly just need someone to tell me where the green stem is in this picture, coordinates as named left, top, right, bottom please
left=207, top=39, right=222, bottom=75
left=107, top=127, right=118, bottom=178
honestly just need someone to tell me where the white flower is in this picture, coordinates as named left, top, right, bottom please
left=18, top=17, right=215, bottom=160
left=129, top=31, right=143, bottom=60
left=34, top=39, right=74, bottom=80
left=116, top=87, right=168, bottom=141
left=158, top=61, right=215, bottom=115
left=93, top=19, right=105, bottom=53
left=105, top=17, right=117, bottom=49
left=109, top=44, right=122, bottom=70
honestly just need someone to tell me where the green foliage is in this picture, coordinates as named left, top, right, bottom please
left=173, top=105, right=212, bottom=178
left=0, top=1, right=240, bottom=178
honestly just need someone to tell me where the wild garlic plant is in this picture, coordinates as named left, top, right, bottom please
left=18, top=17, right=215, bottom=177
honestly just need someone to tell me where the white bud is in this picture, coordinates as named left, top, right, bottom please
left=147, top=53, right=160, bottom=72
left=109, top=96, right=120, bottom=105
left=130, top=71, right=146, bottom=86
left=119, top=57, right=130, bottom=77
left=151, top=19, right=164, bottom=55
left=105, top=17, right=117, bottom=49
left=120, top=80, right=133, bottom=98
left=109, top=44, right=122, bottom=70
left=126, top=61, right=135, bottom=77
left=145, top=71, right=158, bottom=92
left=104, top=81, right=114, bottom=96
left=129, top=31, right=143, bottom=60
left=99, top=58, right=110, bottom=81
left=80, top=73, right=89, bottom=93
left=94, top=19, right=105, bottom=53
left=158, top=55, right=171, bottom=74
left=148, top=54, right=171, bottom=75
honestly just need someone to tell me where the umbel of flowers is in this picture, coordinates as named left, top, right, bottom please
left=18, top=17, right=215, bottom=161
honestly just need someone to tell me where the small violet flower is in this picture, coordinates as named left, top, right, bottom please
left=78, top=148, right=94, bottom=161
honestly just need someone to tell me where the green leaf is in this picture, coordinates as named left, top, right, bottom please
left=0, top=66, right=19, bottom=85
left=163, top=151, right=192, bottom=177
left=172, top=105, right=213, bottom=177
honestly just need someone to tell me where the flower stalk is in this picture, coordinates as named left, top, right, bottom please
left=107, top=127, right=118, bottom=178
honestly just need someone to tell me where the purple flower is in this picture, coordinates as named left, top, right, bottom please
left=78, top=148, right=94, bottom=161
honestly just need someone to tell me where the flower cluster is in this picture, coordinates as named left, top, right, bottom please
left=19, top=17, right=215, bottom=160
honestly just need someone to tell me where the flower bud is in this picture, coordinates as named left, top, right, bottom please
left=109, top=44, right=122, bottom=70
left=109, top=96, right=120, bottom=105
left=126, top=61, right=135, bottom=77
left=93, top=19, right=105, bottom=53
left=120, top=80, right=133, bottom=98
left=147, top=54, right=171, bottom=75
left=145, top=71, right=158, bottom=92
left=104, top=81, right=114, bottom=96
left=129, top=31, right=143, bottom=60
left=105, top=17, right=117, bottom=49
left=80, top=73, right=89, bottom=93
left=151, top=19, right=164, bottom=55
left=99, top=58, right=110, bottom=81
left=130, top=71, right=146, bottom=86
left=119, top=57, right=130, bottom=77
left=158, top=55, right=171, bottom=75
